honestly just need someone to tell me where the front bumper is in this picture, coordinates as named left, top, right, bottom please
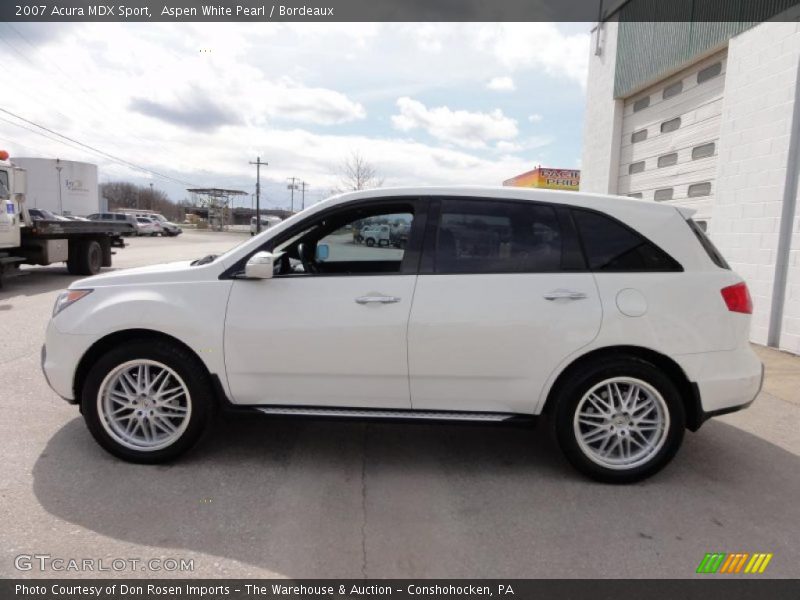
left=41, top=321, right=99, bottom=404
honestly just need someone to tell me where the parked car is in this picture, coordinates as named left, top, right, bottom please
left=42, top=187, right=762, bottom=482
left=134, top=217, right=161, bottom=236
left=153, top=218, right=182, bottom=237
left=127, top=212, right=182, bottom=237
left=359, top=224, right=391, bottom=246
left=87, top=212, right=139, bottom=236
left=250, top=215, right=282, bottom=236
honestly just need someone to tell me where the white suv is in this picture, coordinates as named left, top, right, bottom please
left=42, top=187, right=762, bottom=482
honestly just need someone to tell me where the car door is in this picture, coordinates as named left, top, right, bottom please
left=223, top=198, right=425, bottom=408
left=407, top=197, right=602, bottom=414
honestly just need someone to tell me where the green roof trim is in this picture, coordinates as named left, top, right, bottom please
left=613, top=0, right=799, bottom=98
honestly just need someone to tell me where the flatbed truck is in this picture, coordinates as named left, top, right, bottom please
left=0, top=153, right=130, bottom=287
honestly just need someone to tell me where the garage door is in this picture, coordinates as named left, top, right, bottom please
left=617, top=51, right=727, bottom=226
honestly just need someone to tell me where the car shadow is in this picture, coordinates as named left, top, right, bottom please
left=31, top=414, right=800, bottom=578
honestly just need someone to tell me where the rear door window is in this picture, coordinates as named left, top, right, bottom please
left=433, top=199, right=564, bottom=274
left=572, top=209, right=682, bottom=272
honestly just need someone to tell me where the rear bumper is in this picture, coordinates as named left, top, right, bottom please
left=695, top=362, right=763, bottom=428
left=675, top=346, right=764, bottom=429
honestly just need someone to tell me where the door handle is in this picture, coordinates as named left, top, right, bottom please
left=543, top=290, right=588, bottom=301
left=355, top=295, right=401, bottom=304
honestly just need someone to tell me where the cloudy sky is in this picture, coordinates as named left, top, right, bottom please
left=0, top=22, right=590, bottom=209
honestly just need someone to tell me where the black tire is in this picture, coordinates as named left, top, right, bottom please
left=67, top=239, right=103, bottom=275
left=365, top=237, right=375, bottom=247
left=552, top=356, right=685, bottom=483
left=81, top=339, right=216, bottom=463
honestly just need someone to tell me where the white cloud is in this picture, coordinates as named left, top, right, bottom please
left=495, top=141, right=523, bottom=153
left=260, top=78, right=366, bottom=125
left=486, top=76, right=516, bottom=91
left=391, top=97, right=518, bottom=149
left=477, top=23, right=590, bottom=86
left=528, top=113, right=543, bottom=123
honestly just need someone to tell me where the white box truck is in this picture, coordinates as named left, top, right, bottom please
left=0, top=153, right=130, bottom=286
left=12, top=157, right=101, bottom=216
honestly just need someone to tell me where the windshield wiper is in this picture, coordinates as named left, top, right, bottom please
left=191, top=254, right=218, bottom=266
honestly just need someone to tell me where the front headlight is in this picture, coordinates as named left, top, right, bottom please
left=53, top=289, right=93, bottom=317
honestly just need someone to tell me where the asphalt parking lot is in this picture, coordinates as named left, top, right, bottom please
left=1, top=230, right=799, bottom=579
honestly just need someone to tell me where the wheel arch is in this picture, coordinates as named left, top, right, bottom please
left=73, top=328, right=217, bottom=404
left=541, top=345, right=703, bottom=431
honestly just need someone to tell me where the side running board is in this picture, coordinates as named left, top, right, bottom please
left=255, top=406, right=517, bottom=422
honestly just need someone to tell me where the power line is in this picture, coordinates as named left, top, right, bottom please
left=2, top=23, right=165, bottom=151
left=0, top=114, right=104, bottom=158
left=0, top=107, right=198, bottom=187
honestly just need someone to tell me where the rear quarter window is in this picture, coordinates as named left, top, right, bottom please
left=686, top=218, right=730, bottom=269
left=572, top=209, right=682, bottom=272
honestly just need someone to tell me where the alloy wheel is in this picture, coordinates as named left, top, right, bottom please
left=97, top=359, right=192, bottom=451
left=573, top=377, right=669, bottom=470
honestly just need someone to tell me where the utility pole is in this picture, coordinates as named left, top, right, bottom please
left=249, top=156, right=268, bottom=233
left=55, top=159, right=63, bottom=215
left=149, top=182, right=154, bottom=211
left=300, top=181, right=309, bottom=210
left=287, top=177, right=299, bottom=213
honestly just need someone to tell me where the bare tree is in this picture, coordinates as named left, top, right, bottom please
left=332, top=151, right=384, bottom=193
left=100, top=181, right=182, bottom=221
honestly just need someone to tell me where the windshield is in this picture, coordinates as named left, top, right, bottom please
left=0, top=170, right=9, bottom=199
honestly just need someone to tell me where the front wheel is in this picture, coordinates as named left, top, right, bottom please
left=81, top=339, right=215, bottom=463
left=553, top=357, right=685, bottom=483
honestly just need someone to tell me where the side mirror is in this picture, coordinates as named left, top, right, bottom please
left=244, top=251, right=274, bottom=279
left=316, top=243, right=329, bottom=262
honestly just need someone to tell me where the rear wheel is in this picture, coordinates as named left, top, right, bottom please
left=67, top=239, right=103, bottom=275
left=553, top=356, right=685, bottom=483
left=81, top=339, right=215, bottom=463
left=365, top=237, right=375, bottom=247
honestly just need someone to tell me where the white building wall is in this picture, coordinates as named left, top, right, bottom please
left=580, top=20, right=623, bottom=195
left=710, top=21, right=800, bottom=347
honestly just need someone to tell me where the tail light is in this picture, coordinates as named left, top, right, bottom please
left=721, top=282, right=752, bottom=314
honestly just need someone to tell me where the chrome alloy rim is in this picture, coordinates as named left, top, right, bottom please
left=97, top=359, right=192, bottom=451
left=573, top=377, right=669, bottom=470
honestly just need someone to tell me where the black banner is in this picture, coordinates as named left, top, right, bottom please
left=2, top=0, right=800, bottom=22
left=3, top=580, right=800, bottom=600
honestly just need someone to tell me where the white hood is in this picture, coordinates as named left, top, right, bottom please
left=69, top=260, right=215, bottom=288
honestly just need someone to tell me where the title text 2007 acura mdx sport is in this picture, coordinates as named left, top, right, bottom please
left=42, top=187, right=763, bottom=482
